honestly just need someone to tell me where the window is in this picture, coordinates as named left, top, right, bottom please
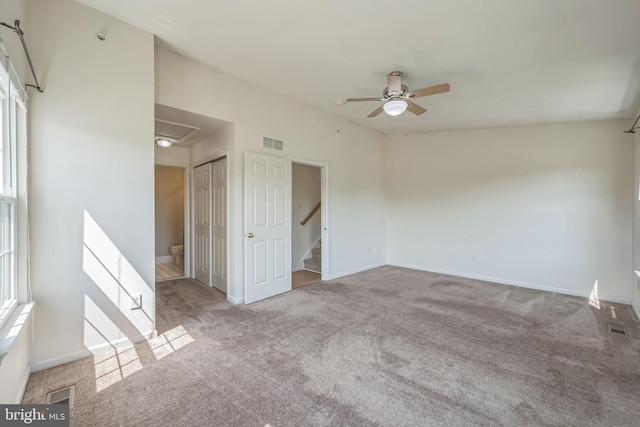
left=0, top=48, right=20, bottom=330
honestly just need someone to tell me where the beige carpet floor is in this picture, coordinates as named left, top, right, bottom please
left=22, top=266, right=640, bottom=426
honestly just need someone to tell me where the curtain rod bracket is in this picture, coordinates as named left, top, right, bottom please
left=624, top=114, right=640, bottom=134
left=0, top=19, right=43, bottom=93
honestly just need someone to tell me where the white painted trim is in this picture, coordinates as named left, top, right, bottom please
left=155, top=160, right=190, bottom=168
left=633, top=271, right=640, bottom=322
left=31, top=329, right=156, bottom=373
left=0, top=303, right=34, bottom=366
left=223, top=151, right=231, bottom=294
left=183, top=166, right=191, bottom=278
left=389, top=262, right=633, bottom=305
left=31, top=349, right=92, bottom=373
left=189, top=164, right=195, bottom=279
left=155, top=255, right=174, bottom=264
left=227, top=295, right=244, bottom=305
left=194, top=150, right=229, bottom=167
left=155, top=162, right=191, bottom=278
left=290, top=157, right=329, bottom=281
left=329, top=262, right=386, bottom=280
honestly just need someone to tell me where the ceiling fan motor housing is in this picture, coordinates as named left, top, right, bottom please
left=383, top=84, right=409, bottom=99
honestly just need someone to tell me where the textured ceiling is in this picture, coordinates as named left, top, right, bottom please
left=78, top=0, right=640, bottom=134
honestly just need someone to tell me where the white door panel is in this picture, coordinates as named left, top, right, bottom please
left=194, top=163, right=212, bottom=285
left=211, top=159, right=227, bottom=293
left=245, top=152, right=291, bottom=304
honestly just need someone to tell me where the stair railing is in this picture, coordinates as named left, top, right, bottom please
left=300, top=202, right=321, bottom=225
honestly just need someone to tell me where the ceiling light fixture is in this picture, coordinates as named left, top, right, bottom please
left=156, top=139, right=172, bottom=148
left=383, top=100, right=408, bottom=116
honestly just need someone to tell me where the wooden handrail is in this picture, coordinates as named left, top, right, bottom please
left=300, top=202, right=321, bottom=225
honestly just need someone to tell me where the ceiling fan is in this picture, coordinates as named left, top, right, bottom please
left=346, top=71, right=450, bottom=118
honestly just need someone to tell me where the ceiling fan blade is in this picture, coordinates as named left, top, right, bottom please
left=367, top=105, right=384, bottom=118
left=346, top=97, right=380, bottom=102
left=410, top=83, right=450, bottom=98
left=406, top=101, right=427, bottom=116
left=387, top=73, right=402, bottom=95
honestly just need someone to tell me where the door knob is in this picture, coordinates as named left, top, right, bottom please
left=247, top=232, right=254, bottom=238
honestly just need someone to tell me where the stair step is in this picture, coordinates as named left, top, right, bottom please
left=311, top=247, right=321, bottom=257
left=304, top=257, right=321, bottom=272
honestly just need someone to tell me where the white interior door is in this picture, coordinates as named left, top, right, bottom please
left=194, top=163, right=212, bottom=285
left=244, top=152, right=291, bottom=304
left=211, top=158, right=227, bottom=293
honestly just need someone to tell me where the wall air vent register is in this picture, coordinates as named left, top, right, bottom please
left=263, top=136, right=284, bottom=151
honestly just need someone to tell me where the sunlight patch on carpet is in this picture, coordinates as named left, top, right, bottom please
left=94, top=346, right=143, bottom=392
left=148, top=325, right=194, bottom=360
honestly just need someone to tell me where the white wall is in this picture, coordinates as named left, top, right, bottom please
left=27, top=0, right=155, bottom=369
left=155, top=145, right=190, bottom=165
left=292, top=164, right=321, bottom=270
left=387, top=120, right=633, bottom=303
left=632, top=112, right=640, bottom=316
left=0, top=0, right=32, bottom=403
left=155, top=166, right=184, bottom=257
left=190, top=126, right=234, bottom=165
left=155, top=47, right=387, bottom=302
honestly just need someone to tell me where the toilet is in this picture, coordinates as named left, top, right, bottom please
left=170, top=244, right=184, bottom=265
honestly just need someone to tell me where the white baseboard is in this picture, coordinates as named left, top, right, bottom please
left=31, top=348, right=93, bottom=373
left=388, top=262, right=632, bottom=305
left=227, top=295, right=244, bottom=305
left=15, top=364, right=32, bottom=403
left=155, top=255, right=174, bottom=264
left=31, top=330, right=156, bottom=373
left=329, top=262, right=386, bottom=281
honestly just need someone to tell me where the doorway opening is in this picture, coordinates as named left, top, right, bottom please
left=243, top=153, right=329, bottom=303
left=155, top=165, right=186, bottom=281
left=292, top=162, right=322, bottom=289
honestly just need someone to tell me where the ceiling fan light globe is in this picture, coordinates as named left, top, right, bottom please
left=383, top=100, right=408, bottom=116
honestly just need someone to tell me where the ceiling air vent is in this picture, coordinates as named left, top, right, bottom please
left=263, top=136, right=284, bottom=151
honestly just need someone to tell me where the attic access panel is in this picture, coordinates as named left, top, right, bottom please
left=155, top=119, right=201, bottom=142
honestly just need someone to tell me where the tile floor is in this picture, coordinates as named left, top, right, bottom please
left=155, top=262, right=184, bottom=281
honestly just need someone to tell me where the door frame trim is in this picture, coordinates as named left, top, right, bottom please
left=290, top=157, right=329, bottom=281
left=155, top=161, right=191, bottom=278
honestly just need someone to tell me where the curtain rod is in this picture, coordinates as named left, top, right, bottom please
left=0, top=19, right=43, bottom=93
left=624, top=114, right=640, bottom=134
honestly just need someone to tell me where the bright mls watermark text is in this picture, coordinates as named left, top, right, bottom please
left=1, top=405, right=69, bottom=426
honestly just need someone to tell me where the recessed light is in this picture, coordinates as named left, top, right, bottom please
left=156, top=139, right=172, bottom=148
left=335, top=100, right=346, bottom=105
